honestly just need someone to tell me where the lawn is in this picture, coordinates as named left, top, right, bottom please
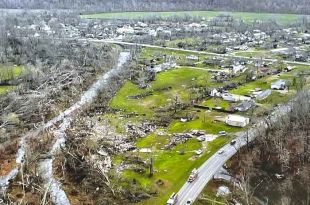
left=230, top=76, right=275, bottom=95
left=0, top=64, right=22, bottom=94
left=201, top=98, right=233, bottom=110
left=81, top=10, right=306, bottom=24
left=0, top=85, right=15, bottom=94
left=110, top=67, right=214, bottom=117
left=168, top=111, right=241, bottom=135
left=258, top=91, right=292, bottom=106
left=122, top=136, right=231, bottom=205
left=0, top=64, right=23, bottom=80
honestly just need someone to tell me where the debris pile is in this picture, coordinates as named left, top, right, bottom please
left=126, top=122, right=156, bottom=137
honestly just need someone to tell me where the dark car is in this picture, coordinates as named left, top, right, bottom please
left=230, top=140, right=237, bottom=145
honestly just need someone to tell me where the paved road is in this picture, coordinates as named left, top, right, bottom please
left=175, top=103, right=291, bottom=205
left=78, top=38, right=310, bottom=204
left=92, top=39, right=309, bottom=204
left=88, top=39, right=310, bottom=67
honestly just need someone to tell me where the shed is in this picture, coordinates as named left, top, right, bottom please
left=222, top=93, right=251, bottom=102
left=256, top=89, right=272, bottom=100
left=271, top=79, right=286, bottom=90
left=234, top=100, right=254, bottom=112
left=225, top=115, right=250, bottom=127
left=186, top=55, right=199, bottom=60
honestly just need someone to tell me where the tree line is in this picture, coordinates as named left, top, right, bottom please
left=0, top=0, right=310, bottom=15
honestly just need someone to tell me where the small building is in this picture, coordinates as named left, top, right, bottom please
left=186, top=55, right=199, bottom=61
left=285, top=66, right=294, bottom=72
left=234, top=100, right=254, bottom=112
left=116, top=26, right=135, bottom=34
left=256, top=89, right=272, bottom=100
left=271, top=79, right=286, bottom=90
left=225, top=115, right=250, bottom=127
left=232, top=65, right=247, bottom=74
left=222, top=93, right=251, bottom=102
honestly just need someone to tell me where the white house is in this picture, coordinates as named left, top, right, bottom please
left=186, top=55, right=199, bottom=61
left=225, top=115, right=250, bottom=127
left=137, top=22, right=148, bottom=28
left=271, top=79, right=286, bottom=90
left=116, top=26, right=135, bottom=34
left=222, top=93, right=251, bottom=102
left=148, top=29, right=157, bottom=37
left=232, top=65, right=247, bottom=74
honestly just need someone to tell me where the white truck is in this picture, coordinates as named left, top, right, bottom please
left=188, top=168, right=199, bottom=182
left=166, top=193, right=178, bottom=205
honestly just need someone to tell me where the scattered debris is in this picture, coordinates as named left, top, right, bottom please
left=216, top=186, right=231, bottom=197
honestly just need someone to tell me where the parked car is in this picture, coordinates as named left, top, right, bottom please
left=219, top=131, right=227, bottom=136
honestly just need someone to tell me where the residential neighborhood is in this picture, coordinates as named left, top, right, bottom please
left=0, top=2, right=309, bottom=205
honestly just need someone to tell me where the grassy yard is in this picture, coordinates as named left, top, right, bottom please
left=258, top=91, right=292, bottom=106
left=230, top=75, right=278, bottom=95
left=81, top=10, right=306, bottom=24
left=110, top=67, right=214, bottom=117
left=168, top=112, right=241, bottom=135
left=201, top=98, right=234, bottom=110
left=122, top=136, right=231, bottom=205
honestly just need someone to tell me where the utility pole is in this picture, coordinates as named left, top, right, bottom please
left=149, top=157, right=154, bottom=177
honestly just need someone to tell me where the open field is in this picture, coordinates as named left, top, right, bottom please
left=110, top=67, right=217, bottom=117
left=81, top=10, right=308, bottom=24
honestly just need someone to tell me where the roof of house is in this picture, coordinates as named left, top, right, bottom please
left=226, top=115, right=249, bottom=123
left=272, top=79, right=286, bottom=86
left=235, top=100, right=253, bottom=111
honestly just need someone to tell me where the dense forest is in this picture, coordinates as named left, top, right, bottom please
left=1, top=0, right=310, bottom=14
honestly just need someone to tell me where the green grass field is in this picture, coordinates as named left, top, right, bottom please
left=0, top=64, right=22, bottom=80
left=201, top=98, right=233, bottom=110
left=110, top=67, right=215, bottom=117
left=0, top=64, right=22, bottom=94
left=124, top=136, right=231, bottom=205
left=81, top=10, right=307, bottom=24
left=0, top=85, right=15, bottom=94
